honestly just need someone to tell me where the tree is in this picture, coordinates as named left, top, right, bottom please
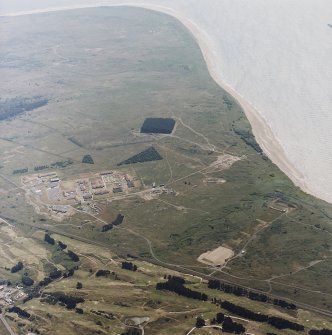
left=122, top=328, right=142, bottom=335
left=11, top=261, right=23, bottom=273
left=49, top=269, right=62, bottom=280
left=7, top=306, right=30, bottom=319
left=268, top=316, right=304, bottom=331
left=58, top=241, right=67, bottom=250
left=44, top=233, right=55, bottom=245
left=63, top=268, right=75, bottom=278
left=76, top=282, right=83, bottom=289
left=309, top=330, right=332, bottom=335
left=96, top=270, right=110, bottom=277
left=195, top=316, right=205, bottom=328
left=122, top=262, right=137, bottom=271
left=216, top=312, right=225, bottom=324
left=67, top=250, right=79, bottom=262
left=22, top=276, right=34, bottom=286
left=38, top=277, right=52, bottom=287
left=112, top=214, right=124, bottom=225
left=101, top=223, right=113, bottom=232
left=220, top=300, right=268, bottom=322
left=223, top=317, right=246, bottom=334
left=156, top=276, right=208, bottom=301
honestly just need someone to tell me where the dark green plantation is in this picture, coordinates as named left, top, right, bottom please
left=140, top=117, right=176, bottom=134
left=118, top=147, right=163, bottom=165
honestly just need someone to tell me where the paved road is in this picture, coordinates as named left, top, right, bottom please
left=0, top=314, right=17, bottom=335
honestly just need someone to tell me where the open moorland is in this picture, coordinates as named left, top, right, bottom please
left=0, top=6, right=331, bottom=334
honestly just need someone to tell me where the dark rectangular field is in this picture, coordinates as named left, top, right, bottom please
left=140, top=117, right=175, bottom=134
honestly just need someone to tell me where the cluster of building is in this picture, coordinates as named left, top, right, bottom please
left=125, top=174, right=135, bottom=188
left=0, top=285, right=26, bottom=307
left=21, top=169, right=137, bottom=217
left=51, top=205, right=69, bottom=214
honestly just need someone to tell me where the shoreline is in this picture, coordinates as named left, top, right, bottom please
left=0, top=3, right=322, bottom=203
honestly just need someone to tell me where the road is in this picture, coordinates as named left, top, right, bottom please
left=0, top=314, right=17, bottom=335
left=175, top=117, right=221, bottom=153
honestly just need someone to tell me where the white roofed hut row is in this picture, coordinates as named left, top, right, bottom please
left=51, top=205, right=68, bottom=213
left=83, top=193, right=92, bottom=200
left=100, top=171, right=113, bottom=176
left=94, top=189, right=109, bottom=196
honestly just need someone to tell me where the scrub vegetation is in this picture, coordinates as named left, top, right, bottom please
left=0, top=6, right=331, bottom=334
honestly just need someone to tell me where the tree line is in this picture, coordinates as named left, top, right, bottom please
left=7, top=306, right=30, bottom=319
left=156, top=275, right=208, bottom=301
left=208, top=279, right=296, bottom=310
left=44, top=233, right=79, bottom=262
left=309, top=330, right=332, bottom=335
left=37, top=267, right=76, bottom=290
left=121, top=262, right=137, bottom=271
left=96, top=269, right=111, bottom=277
left=112, top=214, right=124, bottom=225
left=41, top=292, right=84, bottom=310
left=101, top=223, right=113, bottom=232
left=10, top=261, right=23, bottom=273
left=213, top=299, right=304, bottom=332
left=101, top=213, right=125, bottom=232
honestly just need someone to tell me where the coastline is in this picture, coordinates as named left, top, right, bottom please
left=0, top=3, right=319, bottom=202
left=144, top=4, right=310, bottom=195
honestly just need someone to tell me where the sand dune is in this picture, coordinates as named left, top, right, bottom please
left=1, top=0, right=331, bottom=203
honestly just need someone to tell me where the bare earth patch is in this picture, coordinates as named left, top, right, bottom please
left=197, top=246, right=234, bottom=266
left=205, top=154, right=244, bottom=173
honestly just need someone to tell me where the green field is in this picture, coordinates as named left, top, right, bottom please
left=0, top=6, right=331, bottom=334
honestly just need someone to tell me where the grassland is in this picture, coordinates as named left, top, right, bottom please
left=1, top=226, right=331, bottom=335
left=0, top=320, right=10, bottom=335
left=0, top=6, right=331, bottom=333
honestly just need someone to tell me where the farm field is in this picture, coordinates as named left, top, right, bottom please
left=0, top=6, right=331, bottom=333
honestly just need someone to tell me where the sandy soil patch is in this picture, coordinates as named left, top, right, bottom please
left=130, top=316, right=150, bottom=325
left=197, top=246, right=234, bottom=266
left=205, top=154, right=243, bottom=174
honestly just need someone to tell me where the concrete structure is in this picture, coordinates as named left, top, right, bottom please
left=51, top=205, right=68, bottom=213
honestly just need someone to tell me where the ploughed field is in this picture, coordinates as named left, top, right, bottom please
left=0, top=6, right=332, bottom=333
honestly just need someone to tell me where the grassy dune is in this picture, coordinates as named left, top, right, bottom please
left=0, top=6, right=331, bottom=332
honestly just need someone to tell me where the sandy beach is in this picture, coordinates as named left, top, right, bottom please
left=0, top=1, right=326, bottom=202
